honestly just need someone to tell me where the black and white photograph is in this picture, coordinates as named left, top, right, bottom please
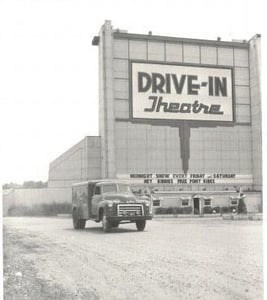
left=1, top=0, right=264, bottom=299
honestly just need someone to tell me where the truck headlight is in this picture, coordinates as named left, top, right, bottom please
left=107, top=202, right=113, bottom=208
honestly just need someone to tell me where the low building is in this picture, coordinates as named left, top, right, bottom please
left=48, top=136, right=101, bottom=188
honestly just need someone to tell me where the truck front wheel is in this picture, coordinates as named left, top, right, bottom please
left=72, top=209, right=86, bottom=230
left=102, top=212, right=111, bottom=232
left=136, top=220, right=146, bottom=231
left=111, top=221, right=120, bottom=228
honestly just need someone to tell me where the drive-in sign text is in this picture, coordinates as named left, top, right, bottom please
left=131, top=62, right=234, bottom=122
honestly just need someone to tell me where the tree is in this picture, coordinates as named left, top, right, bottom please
left=23, top=181, right=47, bottom=188
left=2, top=181, right=48, bottom=189
left=2, top=182, right=22, bottom=189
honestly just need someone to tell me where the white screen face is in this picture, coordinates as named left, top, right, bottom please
left=131, top=62, right=234, bottom=122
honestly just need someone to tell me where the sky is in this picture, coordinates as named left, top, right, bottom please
left=0, top=0, right=265, bottom=184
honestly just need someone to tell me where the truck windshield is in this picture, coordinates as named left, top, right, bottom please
left=118, top=184, right=131, bottom=193
left=102, top=184, right=117, bottom=193
left=101, top=183, right=131, bottom=194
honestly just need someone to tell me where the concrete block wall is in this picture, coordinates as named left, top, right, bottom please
left=98, top=21, right=116, bottom=178
left=48, top=136, right=101, bottom=188
left=190, top=126, right=252, bottom=174
left=249, top=35, right=262, bottom=190
left=98, top=21, right=260, bottom=190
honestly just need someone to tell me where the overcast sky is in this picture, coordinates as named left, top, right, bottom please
left=0, top=0, right=264, bottom=184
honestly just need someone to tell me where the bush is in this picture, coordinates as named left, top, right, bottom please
left=154, top=207, right=166, bottom=214
left=182, top=206, right=193, bottom=214
left=203, top=206, right=213, bottom=214
left=8, top=202, right=72, bottom=216
left=155, top=206, right=192, bottom=215
left=166, top=207, right=175, bottom=214
left=8, top=205, right=28, bottom=216
left=212, top=206, right=220, bottom=213
left=155, top=207, right=170, bottom=214
left=221, top=206, right=237, bottom=214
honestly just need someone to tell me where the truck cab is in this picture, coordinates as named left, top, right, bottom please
left=72, top=180, right=153, bottom=232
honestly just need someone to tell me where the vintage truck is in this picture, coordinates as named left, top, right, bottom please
left=72, top=180, right=153, bottom=232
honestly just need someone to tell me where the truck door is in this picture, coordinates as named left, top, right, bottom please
left=87, top=182, right=95, bottom=217
left=91, top=185, right=102, bottom=217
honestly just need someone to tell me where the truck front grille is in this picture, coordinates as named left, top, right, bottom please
left=117, top=204, right=144, bottom=216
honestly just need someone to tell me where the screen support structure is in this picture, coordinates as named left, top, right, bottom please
left=178, top=121, right=223, bottom=174
left=179, top=121, right=190, bottom=175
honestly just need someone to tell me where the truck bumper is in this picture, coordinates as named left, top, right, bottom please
left=107, top=215, right=153, bottom=222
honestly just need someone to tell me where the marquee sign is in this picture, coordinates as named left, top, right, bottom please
left=130, top=62, right=234, bottom=122
left=117, top=174, right=253, bottom=185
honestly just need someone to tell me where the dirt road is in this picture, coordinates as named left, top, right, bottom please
left=3, top=217, right=263, bottom=300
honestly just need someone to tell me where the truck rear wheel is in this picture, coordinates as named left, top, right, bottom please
left=102, top=213, right=111, bottom=232
left=72, top=209, right=86, bottom=230
left=136, top=220, right=146, bottom=231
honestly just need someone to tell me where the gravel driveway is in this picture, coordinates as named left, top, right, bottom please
left=3, top=217, right=263, bottom=300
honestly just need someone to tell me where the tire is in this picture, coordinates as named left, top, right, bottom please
left=111, top=222, right=120, bottom=228
left=78, top=219, right=86, bottom=229
left=72, top=209, right=86, bottom=230
left=136, top=220, right=146, bottom=231
left=102, top=212, right=111, bottom=232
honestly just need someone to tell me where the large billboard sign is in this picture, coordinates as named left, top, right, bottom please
left=130, top=62, right=234, bottom=122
